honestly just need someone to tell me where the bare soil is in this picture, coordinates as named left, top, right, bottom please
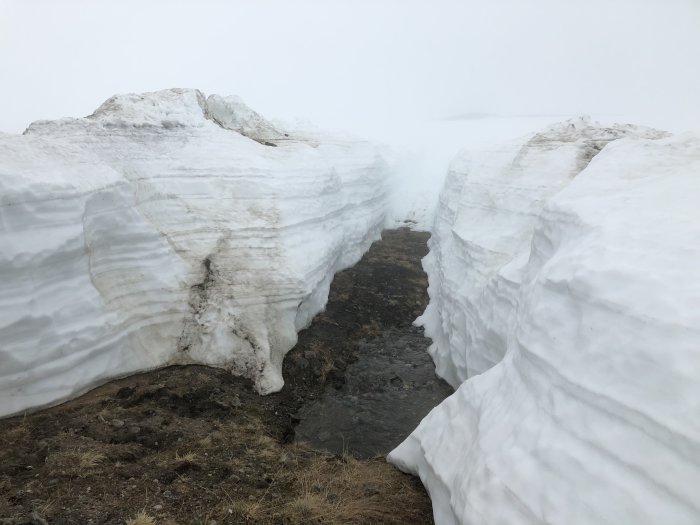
left=0, top=229, right=441, bottom=524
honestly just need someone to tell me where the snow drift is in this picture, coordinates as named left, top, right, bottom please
left=389, top=119, right=700, bottom=524
left=0, top=88, right=389, bottom=417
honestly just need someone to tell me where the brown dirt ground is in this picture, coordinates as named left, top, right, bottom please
left=0, top=229, right=435, bottom=525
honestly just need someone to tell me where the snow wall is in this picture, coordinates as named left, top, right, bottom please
left=389, top=118, right=700, bottom=524
left=0, top=88, right=389, bottom=417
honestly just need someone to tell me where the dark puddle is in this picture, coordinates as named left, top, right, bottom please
left=287, top=229, right=453, bottom=458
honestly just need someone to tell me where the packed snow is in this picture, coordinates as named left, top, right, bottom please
left=388, top=119, right=700, bottom=524
left=0, top=88, right=389, bottom=417
left=416, top=117, right=669, bottom=385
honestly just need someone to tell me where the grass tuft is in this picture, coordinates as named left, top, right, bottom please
left=174, top=450, right=198, bottom=463
left=79, top=451, right=106, bottom=469
left=125, top=511, right=157, bottom=525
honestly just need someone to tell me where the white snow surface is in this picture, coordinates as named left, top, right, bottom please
left=389, top=119, right=700, bottom=524
left=0, top=88, right=389, bottom=417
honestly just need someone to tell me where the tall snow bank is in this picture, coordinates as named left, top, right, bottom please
left=0, top=88, right=389, bottom=417
left=417, top=118, right=668, bottom=386
left=389, top=121, right=700, bottom=524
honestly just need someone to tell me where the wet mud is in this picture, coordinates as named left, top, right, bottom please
left=290, top=231, right=453, bottom=457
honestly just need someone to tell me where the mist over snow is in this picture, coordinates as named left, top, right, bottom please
left=2, top=0, right=700, bottom=221
left=2, top=0, right=700, bottom=135
left=2, top=0, right=699, bottom=223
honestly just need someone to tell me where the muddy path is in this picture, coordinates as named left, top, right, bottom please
left=0, top=229, right=449, bottom=524
left=285, top=230, right=453, bottom=457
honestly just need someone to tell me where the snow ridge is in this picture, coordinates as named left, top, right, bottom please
left=416, top=117, right=667, bottom=386
left=389, top=120, right=700, bottom=524
left=0, top=88, right=389, bottom=417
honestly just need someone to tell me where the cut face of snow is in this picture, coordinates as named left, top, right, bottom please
left=0, top=88, right=389, bottom=417
left=389, top=123, right=700, bottom=524
left=415, top=117, right=668, bottom=385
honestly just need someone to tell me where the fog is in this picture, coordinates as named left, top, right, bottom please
left=1, top=0, right=699, bottom=137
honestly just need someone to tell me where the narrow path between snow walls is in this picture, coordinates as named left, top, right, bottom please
left=286, top=228, right=453, bottom=457
left=0, top=228, right=445, bottom=524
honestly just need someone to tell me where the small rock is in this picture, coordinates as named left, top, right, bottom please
left=111, top=419, right=125, bottom=428
left=116, top=386, right=135, bottom=399
left=158, top=471, right=178, bottom=484
left=118, top=465, right=142, bottom=479
left=390, top=375, right=403, bottom=386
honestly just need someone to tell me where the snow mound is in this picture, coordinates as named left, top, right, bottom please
left=417, top=117, right=668, bottom=386
left=205, top=94, right=287, bottom=143
left=389, top=122, right=700, bottom=524
left=0, top=88, right=388, bottom=417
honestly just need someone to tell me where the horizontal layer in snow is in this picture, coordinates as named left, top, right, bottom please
left=389, top=121, right=700, bottom=524
left=0, top=88, right=389, bottom=417
left=416, top=118, right=668, bottom=386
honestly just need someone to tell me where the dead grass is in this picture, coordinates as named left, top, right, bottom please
left=174, top=450, right=198, bottom=463
left=0, top=419, right=31, bottom=466
left=360, top=319, right=383, bottom=337
left=225, top=446, right=430, bottom=525
left=0, top=363, right=433, bottom=524
left=45, top=448, right=107, bottom=477
left=79, top=450, right=106, bottom=469
left=32, top=498, right=55, bottom=516
left=126, top=511, right=157, bottom=525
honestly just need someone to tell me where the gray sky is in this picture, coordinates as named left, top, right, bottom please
left=1, top=0, right=699, bottom=135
